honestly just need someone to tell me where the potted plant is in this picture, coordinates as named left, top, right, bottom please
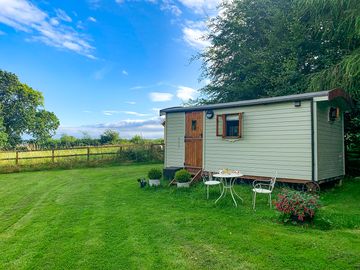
left=175, top=169, right=191, bottom=188
left=148, top=168, right=162, bottom=187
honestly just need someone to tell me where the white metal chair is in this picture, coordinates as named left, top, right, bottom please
left=202, top=171, right=222, bottom=199
left=252, top=172, right=277, bottom=210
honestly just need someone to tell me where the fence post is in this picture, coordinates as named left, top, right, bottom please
left=15, top=151, right=19, bottom=165
left=52, top=149, right=55, bottom=163
left=87, top=147, right=90, bottom=162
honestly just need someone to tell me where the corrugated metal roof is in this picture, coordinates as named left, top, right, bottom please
left=160, top=90, right=331, bottom=115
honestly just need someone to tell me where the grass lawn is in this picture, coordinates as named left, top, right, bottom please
left=0, top=164, right=359, bottom=269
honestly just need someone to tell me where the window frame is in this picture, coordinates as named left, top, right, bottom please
left=216, top=113, right=243, bottom=139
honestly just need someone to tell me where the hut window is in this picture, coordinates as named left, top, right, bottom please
left=328, top=107, right=340, bottom=122
left=191, top=120, right=197, bottom=130
left=216, top=113, right=243, bottom=138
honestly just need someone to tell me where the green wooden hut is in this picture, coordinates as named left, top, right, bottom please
left=160, top=89, right=353, bottom=184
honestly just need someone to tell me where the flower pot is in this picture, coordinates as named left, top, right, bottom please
left=177, top=182, right=190, bottom=188
left=149, top=179, right=160, bottom=187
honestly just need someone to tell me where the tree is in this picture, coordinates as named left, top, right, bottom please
left=100, top=130, right=120, bottom=145
left=130, top=135, right=144, bottom=144
left=60, top=134, right=77, bottom=147
left=0, top=70, right=60, bottom=147
left=199, top=0, right=360, bottom=102
left=0, top=112, right=8, bottom=148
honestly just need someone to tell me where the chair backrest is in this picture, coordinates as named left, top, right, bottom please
left=269, top=171, right=278, bottom=191
left=202, top=171, right=213, bottom=183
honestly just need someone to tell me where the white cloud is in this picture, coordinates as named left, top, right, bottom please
left=176, top=86, right=197, bottom=101
left=149, top=92, right=173, bottom=102
left=103, top=110, right=150, bottom=117
left=122, top=70, right=128, bottom=76
left=0, top=0, right=95, bottom=58
left=88, top=16, right=97, bottom=22
left=182, top=26, right=210, bottom=49
left=177, top=0, right=220, bottom=14
left=125, top=101, right=136, bottom=105
left=122, top=111, right=150, bottom=117
left=160, top=0, right=182, bottom=16
left=103, top=110, right=120, bottom=116
left=55, top=9, right=72, bottom=22
left=83, top=110, right=93, bottom=113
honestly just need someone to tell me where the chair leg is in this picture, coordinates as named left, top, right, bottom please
left=207, top=185, right=209, bottom=199
left=269, top=193, right=272, bottom=208
left=218, top=184, right=221, bottom=193
left=253, top=192, right=256, bottom=210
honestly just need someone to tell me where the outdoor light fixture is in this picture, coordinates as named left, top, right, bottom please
left=206, top=110, right=214, bottom=119
left=294, top=100, right=301, bottom=107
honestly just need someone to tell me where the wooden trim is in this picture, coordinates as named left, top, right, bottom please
left=216, top=114, right=222, bottom=136
left=222, top=114, right=226, bottom=138
left=218, top=113, right=243, bottom=139
left=238, top=112, right=243, bottom=138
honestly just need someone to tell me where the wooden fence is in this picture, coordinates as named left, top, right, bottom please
left=0, top=144, right=164, bottom=166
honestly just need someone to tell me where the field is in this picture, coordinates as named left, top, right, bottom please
left=0, top=164, right=359, bottom=269
left=0, top=145, right=163, bottom=172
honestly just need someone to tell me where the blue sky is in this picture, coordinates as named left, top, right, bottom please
left=0, top=0, right=220, bottom=138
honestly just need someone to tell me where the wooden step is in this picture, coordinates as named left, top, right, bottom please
left=168, top=168, right=202, bottom=186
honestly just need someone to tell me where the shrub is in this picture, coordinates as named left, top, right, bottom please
left=175, top=169, right=191, bottom=183
left=118, top=147, right=150, bottom=162
left=148, top=168, right=162, bottom=179
left=275, top=189, right=320, bottom=223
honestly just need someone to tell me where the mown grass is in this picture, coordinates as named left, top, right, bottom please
left=0, top=164, right=359, bottom=269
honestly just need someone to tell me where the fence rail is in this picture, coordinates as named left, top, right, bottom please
left=0, top=144, right=164, bottom=166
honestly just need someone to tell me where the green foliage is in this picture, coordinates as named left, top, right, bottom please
left=0, top=112, right=8, bottom=148
left=60, top=134, right=77, bottom=147
left=130, top=135, right=144, bottom=144
left=0, top=69, right=59, bottom=147
left=148, top=168, right=162, bottom=179
left=200, top=0, right=360, bottom=102
left=175, top=169, right=191, bottom=183
left=100, top=129, right=120, bottom=145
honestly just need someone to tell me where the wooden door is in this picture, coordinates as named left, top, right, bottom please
left=185, top=111, right=203, bottom=169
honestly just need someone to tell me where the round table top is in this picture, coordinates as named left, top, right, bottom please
left=213, top=173, right=243, bottom=178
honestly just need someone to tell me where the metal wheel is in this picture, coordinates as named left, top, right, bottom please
left=303, top=182, right=320, bottom=194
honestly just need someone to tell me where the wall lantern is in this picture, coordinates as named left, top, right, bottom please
left=206, top=110, right=214, bottom=119
left=294, top=100, right=301, bottom=107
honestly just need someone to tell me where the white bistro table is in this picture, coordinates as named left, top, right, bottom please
left=213, top=173, right=244, bottom=207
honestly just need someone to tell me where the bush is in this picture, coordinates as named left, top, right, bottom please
left=275, top=189, right=320, bottom=223
left=148, top=168, right=162, bottom=179
left=175, top=169, right=191, bottom=183
left=118, top=147, right=150, bottom=162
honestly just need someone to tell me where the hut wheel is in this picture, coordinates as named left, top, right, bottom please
left=303, top=182, right=320, bottom=194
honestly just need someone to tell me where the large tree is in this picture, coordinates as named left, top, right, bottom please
left=200, top=0, right=360, bottom=102
left=0, top=70, right=60, bottom=147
